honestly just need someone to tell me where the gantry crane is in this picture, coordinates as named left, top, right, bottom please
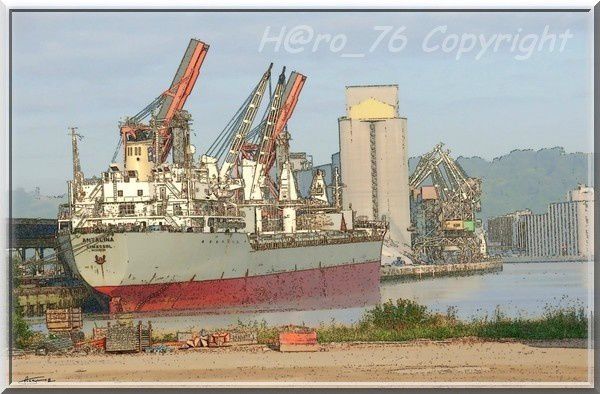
left=409, top=143, right=484, bottom=263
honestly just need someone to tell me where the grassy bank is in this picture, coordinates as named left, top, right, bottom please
left=252, top=299, right=588, bottom=344
left=13, top=299, right=587, bottom=350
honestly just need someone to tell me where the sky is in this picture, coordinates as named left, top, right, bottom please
left=11, top=11, right=593, bottom=195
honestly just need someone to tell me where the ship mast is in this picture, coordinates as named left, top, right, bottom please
left=69, top=126, right=84, bottom=202
left=333, top=167, right=343, bottom=210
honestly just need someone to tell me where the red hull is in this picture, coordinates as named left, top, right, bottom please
left=96, top=261, right=381, bottom=313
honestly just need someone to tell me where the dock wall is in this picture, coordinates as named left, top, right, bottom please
left=380, top=260, right=503, bottom=281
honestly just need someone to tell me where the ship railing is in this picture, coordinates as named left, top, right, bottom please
left=82, top=177, right=101, bottom=186
left=105, top=196, right=153, bottom=203
left=71, top=220, right=236, bottom=235
left=248, top=231, right=383, bottom=251
left=354, top=219, right=389, bottom=230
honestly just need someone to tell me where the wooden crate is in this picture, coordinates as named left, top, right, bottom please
left=45, top=307, right=83, bottom=332
left=229, top=330, right=258, bottom=346
left=105, top=321, right=152, bottom=353
left=92, top=327, right=108, bottom=340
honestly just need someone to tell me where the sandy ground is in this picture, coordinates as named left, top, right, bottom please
left=11, top=338, right=592, bottom=386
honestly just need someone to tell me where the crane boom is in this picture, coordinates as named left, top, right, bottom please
left=119, top=39, right=209, bottom=165
left=255, top=68, right=286, bottom=166
left=219, top=63, right=273, bottom=180
left=264, top=71, right=306, bottom=174
left=157, top=39, right=209, bottom=163
left=248, top=68, right=286, bottom=200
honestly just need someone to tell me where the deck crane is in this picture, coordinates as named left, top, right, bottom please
left=236, top=71, right=306, bottom=176
left=246, top=67, right=287, bottom=201
left=409, top=143, right=483, bottom=263
left=218, top=63, right=273, bottom=183
left=264, top=71, right=307, bottom=175
left=120, top=39, right=209, bottom=164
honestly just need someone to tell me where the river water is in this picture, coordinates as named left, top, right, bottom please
left=28, top=261, right=593, bottom=334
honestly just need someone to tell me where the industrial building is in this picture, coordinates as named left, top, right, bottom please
left=487, top=185, right=594, bottom=261
left=338, top=85, right=411, bottom=259
left=294, top=152, right=340, bottom=202
left=486, top=209, right=532, bottom=255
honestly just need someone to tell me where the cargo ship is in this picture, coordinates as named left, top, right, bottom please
left=57, top=39, right=386, bottom=314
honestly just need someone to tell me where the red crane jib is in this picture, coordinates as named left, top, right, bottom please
left=120, top=39, right=209, bottom=165
left=159, top=41, right=209, bottom=163
left=264, top=72, right=306, bottom=173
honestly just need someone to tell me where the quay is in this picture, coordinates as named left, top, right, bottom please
left=499, top=255, right=591, bottom=263
left=380, top=259, right=503, bottom=281
left=11, top=218, right=91, bottom=316
left=15, top=285, right=87, bottom=317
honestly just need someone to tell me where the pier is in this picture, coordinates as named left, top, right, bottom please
left=380, top=260, right=503, bottom=281
left=11, top=218, right=90, bottom=316
left=11, top=218, right=57, bottom=264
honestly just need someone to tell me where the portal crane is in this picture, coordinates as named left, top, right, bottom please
left=409, top=143, right=483, bottom=264
left=120, top=39, right=209, bottom=164
left=409, top=143, right=481, bottom=218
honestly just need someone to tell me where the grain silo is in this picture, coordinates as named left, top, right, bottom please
left=338, top=85, right=411, bottom=262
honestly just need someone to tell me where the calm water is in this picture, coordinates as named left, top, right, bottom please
left=28, top=261, right=593, bottom=334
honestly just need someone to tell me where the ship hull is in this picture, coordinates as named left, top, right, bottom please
left=59, top=231, right=382, bottom=313
left=97, top=260, right=380, bottom=313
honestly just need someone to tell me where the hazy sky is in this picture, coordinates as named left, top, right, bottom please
left=11, top=11, right=593, bottom=194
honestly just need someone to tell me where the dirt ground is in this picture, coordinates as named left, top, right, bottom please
left=11, top=338, right=592, bottom=387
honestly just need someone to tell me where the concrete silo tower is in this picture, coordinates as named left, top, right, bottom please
left=338, top=85, right=411, bottom=262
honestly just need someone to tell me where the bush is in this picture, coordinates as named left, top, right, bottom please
left=474, top=305, right=588, bottom=340
left=362, top=299, right=432, bottom=330
left=12, top=310, right=33, bottom=349
left=317, top=299, right=588, bottom=343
